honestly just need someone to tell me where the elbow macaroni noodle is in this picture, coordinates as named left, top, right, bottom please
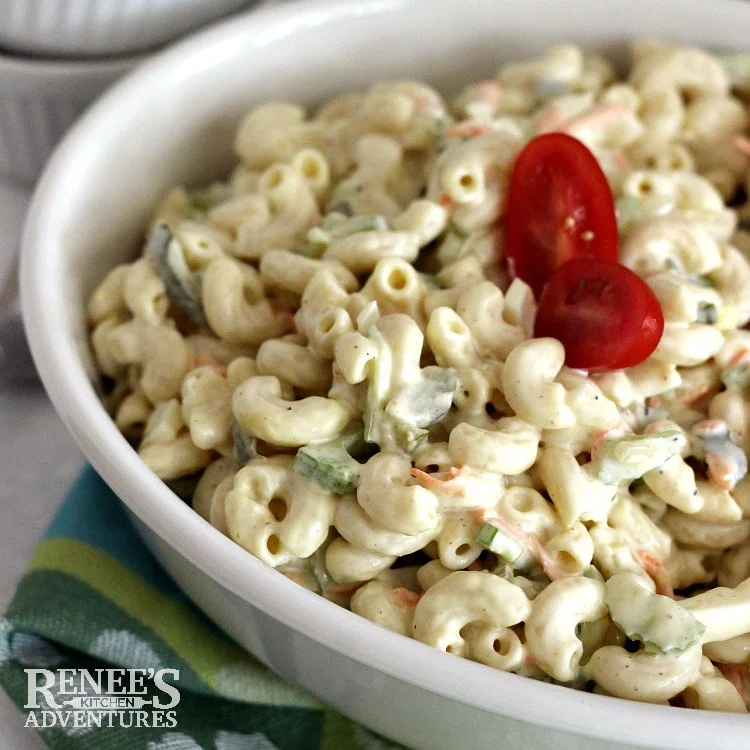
left=88, top=40, right=750, bottom=710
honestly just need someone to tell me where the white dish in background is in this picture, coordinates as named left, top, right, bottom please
left=18, top=1, right=750, bottom=749
left=0, top=0, right=261, bottom=58
left=0, top=51, right=144, bottom=185
left=0, top=181, right=34, bottom=386
left=0, top=181, right=30, bottom=307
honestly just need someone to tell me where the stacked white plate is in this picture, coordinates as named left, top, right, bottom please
left=0, top=0, right=258, bottom=57
left=0, top=0, right=262, bottom=185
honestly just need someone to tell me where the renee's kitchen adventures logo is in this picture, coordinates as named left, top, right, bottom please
left=23, top=667, right=180, bottom=730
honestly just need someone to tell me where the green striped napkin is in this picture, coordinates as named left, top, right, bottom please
left=0, top=467, right=404, bottom=749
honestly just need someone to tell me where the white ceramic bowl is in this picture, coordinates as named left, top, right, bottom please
left=0, top=51, right=144, bottom=184
left=0, top=0, right=261, bottom=58
left=19, top=1, right=750, bottom=748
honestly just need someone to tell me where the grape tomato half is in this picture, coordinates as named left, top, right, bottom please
left=503, top=133, right=618, bottom=298
left=534, top=257, right=664, bottom=371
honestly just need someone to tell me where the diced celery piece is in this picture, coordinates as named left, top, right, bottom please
left=363, top=322, right=456, bottom=453
left=232, top=418, right=257, bottom=465
left=594, top=431, right=686, bottom=485
left=189, top=182, right=233, bottom=213
left=293, top=425, right=369, bottom=495
left=433, top=114, right=455, bottom=154
left=146, top=222, right=206, bottom=326
left=301, top=213, right=388, bottom=257
left=384, top=366, right=457, bottom=429
left=534, top=77, right=570, bottom=100
left=605, top=574, right=705, bottom=655
left=294, top=445, right=361, bottom=495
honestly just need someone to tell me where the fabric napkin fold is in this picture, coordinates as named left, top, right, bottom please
left=0, top=467, right=404, bottom=750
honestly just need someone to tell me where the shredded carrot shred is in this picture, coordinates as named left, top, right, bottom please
left=469, top=508, right=487, bottom=527
left=191, top=353, right=227, bottom=376
left=477, top=509, right=566, bottom=581
left=391, top=587, right=421, bottom=607
left=537, top=103, right=627, bottom=137
left=326, top=581, right=362, bottom=598
left=690, top=419, right=726, bottom=436
left=415, top=94, right=438, bottom=111
left=635, top=549, right=675, bottom=599
left=677, top=383, right=711, bottom=408
left=590, top=421, right=628, bottom=461
left=535, top=105, right=566, bottom=134
left=410, top=466, right=470, bottom=495
left=611, top=148, right=632, bottom=175
left=731, top=134, right=750, bottom=159
left=475, top=80, right=502, bottom=107
left=730, top=349, right=750, bottom=366
left=706, top=453, right=739, bottom=491
left=563, top=104, right=627, bottom=135
left=442, top=123, right=493, bottom=139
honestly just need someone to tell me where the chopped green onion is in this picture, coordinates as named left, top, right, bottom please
left=696, top=302, right=718, bottom=325
left=476, top=522, right=525, bottom=563
left=433, top=115, right=455, bottom=154
left=299, top=213, right=388, bottom=257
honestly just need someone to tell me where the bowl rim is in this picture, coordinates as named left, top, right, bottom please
left=0, top=0, right=258, bottom=58
left=19, top=0, right=750, bottom=746
left=0, top=48, right=148, bottom=78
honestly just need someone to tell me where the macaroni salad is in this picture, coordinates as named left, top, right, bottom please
left=89, top=40, right=750, bottom=710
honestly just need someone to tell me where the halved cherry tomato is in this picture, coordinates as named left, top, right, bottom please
left=503, top=133, right=618, bottom=298
left=534, top=257, right=664, bottom=371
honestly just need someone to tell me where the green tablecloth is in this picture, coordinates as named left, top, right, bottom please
left=0, top=467, right=404, bottom=750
